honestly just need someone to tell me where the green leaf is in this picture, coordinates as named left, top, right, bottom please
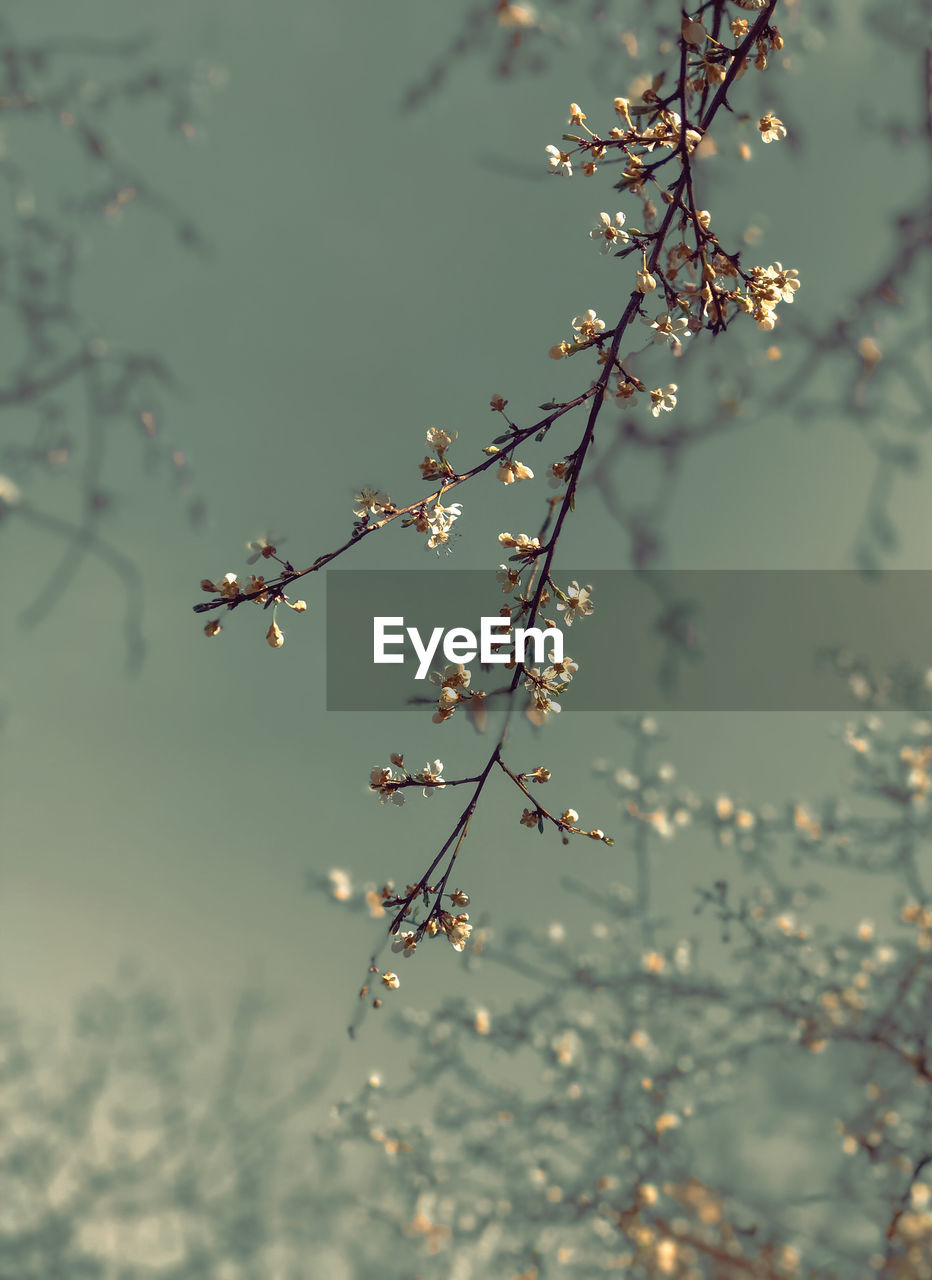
left=537, top=815, right=544, bottom=834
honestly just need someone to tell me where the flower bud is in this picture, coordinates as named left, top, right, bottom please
left=681, top=17, right=706, bottom=45
left=613, top=97, right=633, bottom=127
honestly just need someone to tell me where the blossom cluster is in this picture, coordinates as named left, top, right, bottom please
left=428, top=662, right=479, bottom=725
left=524, top=656, right=577, bottom=718
left=198, top=543, right=307, bottom=643
left=418, top=427, right=457, bottom=480
left=386, top=908, right=474, bottom=965
left=739, top=261, right=802, bottom=330
left=498, top=531, right=541, bottom=559
left=412, top=499, right=462, bottom=551
left=369, top=757, right=446, bottom=805
left=324, top=870, right=476, bottom=988
left=542, top=68, right=800, bottom=423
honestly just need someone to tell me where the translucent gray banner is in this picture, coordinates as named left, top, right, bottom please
left=326, top=569, right=932, bottom=711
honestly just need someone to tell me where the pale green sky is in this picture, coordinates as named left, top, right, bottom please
left=2, top=0, right=929, bottom=1106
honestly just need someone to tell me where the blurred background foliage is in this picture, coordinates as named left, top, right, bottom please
left=1, top=0, right=931, bottom=1274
